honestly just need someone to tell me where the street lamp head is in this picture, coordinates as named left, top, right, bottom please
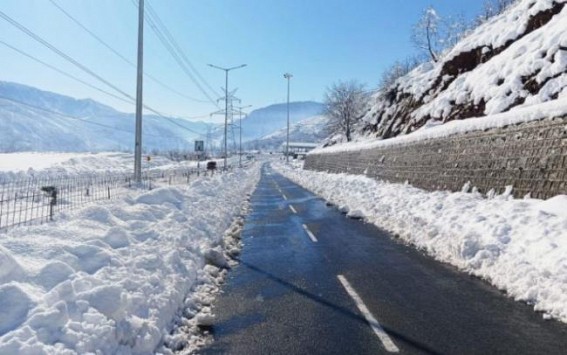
left=284, top=73, right=293, bottom=79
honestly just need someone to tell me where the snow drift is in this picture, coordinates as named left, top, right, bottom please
left=0, top=165, right=260, bottom=354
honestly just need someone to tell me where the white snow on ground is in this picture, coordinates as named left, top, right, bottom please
left=0, top=152, right=231, bottom=182
left=313, top=98, right=567, bottom=154
left=0, top=164, right=260, bottom=354
left=274, top=163, right=567, bottom=323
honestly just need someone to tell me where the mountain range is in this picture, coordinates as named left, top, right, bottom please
left=0, top=81, right=326, bottom=153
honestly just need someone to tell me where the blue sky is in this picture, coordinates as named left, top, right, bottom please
left=0, top=0, right=484, bottom=122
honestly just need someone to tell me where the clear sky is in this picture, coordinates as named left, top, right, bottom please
left=0, top=0, right=484, bottom=122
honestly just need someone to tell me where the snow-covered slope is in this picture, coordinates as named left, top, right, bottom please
left=246, top=115, right=329, bottom=150
left=0, top=81, right=209, bottom=152
left=359, top=0, right=567, bottom=140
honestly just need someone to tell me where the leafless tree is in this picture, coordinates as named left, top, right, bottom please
left=412, top=6, right=442, bottom=62
left=443, top=13, right=470, bottom=49
left=476, top=0, right=517, bottom=25
left=379, top=57, right=422, bottom=90
left=324, top=81, right=368, bottom=142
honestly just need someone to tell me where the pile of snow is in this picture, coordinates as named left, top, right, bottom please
left=274, top=163, right=567, bottom=323
left=0, top=164, right=260, bottom=354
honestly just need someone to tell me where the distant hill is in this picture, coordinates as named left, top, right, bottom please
left=246, top=115, right=329, bottom=151
left=0, top=81, right=208, bottom=152
left=212, top=101, right=324, bottom=144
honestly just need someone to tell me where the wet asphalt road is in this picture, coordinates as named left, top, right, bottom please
left=199, top=163, right=567, bottom=354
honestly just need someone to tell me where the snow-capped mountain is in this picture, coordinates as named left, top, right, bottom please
left=246, top=115, right=329, bottom=150
left=355, top=0, right=567, bottom=141
left=0, top=81, right=209, bottom=152
left=212, top=101, right=324, bottom=144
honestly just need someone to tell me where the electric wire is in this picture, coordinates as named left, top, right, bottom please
left=145, top=1, right=220, bottom=98
left=0, top=9, right=136, bottom=102
left=0, top=40, right=133, bottom=105
left=47, top=0, right=211, bottom=104
left=0, top=7, right=209, bottom=137
left=145, top=13, right=217, bottom=106
left=0, top=95, right=178, bottom=140
left=134, top=0, right=219, bottom=106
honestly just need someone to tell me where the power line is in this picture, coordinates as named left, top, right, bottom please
left=0, top=8, right=208, bottom=138
left=145, top=12, right=217, bottom=106
left=0, top=40, right=133, bottom=105
left=136, top=0, right=219, bottom=106
left=0, top=9, right=136, bottom=102
left=47, top=0, right=211, bottom=104
left=0, top=39, right=208, bottom=137
left=0, top=95, right=177, bottom=139
left=145, top=1, right=220, bottom=98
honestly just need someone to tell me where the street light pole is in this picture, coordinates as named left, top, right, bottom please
left=283, top=73, right=293, bottom=163
left=134, top=0, right=144, bottom=184
left=208, top=63, right=246, bottom=170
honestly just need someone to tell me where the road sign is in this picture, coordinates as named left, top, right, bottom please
left=195, top=140, right=204, bottom=152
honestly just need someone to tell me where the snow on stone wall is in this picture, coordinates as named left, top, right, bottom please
left=306, top=116, right=567, bottom=199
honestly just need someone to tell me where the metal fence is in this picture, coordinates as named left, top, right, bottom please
left=0, top=166, right=226, bottom=232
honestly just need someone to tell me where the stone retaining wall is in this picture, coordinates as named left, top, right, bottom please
left=305, top=117, right=567, bottom=199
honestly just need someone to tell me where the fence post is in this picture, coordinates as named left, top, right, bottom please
left=108, top=186, right=111, bottom=199
left=0, top=192, right=3, bottom=230
left=49, top=189, right=57, bottom=221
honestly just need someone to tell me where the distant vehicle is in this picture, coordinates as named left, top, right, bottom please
left=206, top=161, right=217, bottom=170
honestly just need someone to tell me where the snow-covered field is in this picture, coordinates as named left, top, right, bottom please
left=274, top=163, right=567, bottom=323
left=0, top=152, right=235, bottom=182
left=0, top=163, right=261, bottom=354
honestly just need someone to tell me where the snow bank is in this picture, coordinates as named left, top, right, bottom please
left=0, top=164, right=260, bottom=354
left=274, top=163, right=567, bottom=323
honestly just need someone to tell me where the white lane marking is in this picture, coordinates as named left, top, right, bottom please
left=337, top=275, right=400, bottom=353
left=302, top=224, right=318, bottom=243
left=282, top=193, right=288, bottom=200
left=289, top=205, right=297, bottom=214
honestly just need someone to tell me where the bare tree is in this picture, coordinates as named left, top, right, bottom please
left=379, top=57, right=422, bottom=90
left=412, top=6, right=442, bottom=62
left=324, top=81, right=368, bottom=142
left=443, top=13, right=469, bottom=49
left=476, top=0, right=517, bottom=25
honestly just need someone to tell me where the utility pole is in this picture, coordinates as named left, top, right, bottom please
left=133, top=0, right=144, bottom=184
left=284, top=73, right=293, bottom=163
left=208, top=64, right=246, bottom=170
left=236, top=105, right=252, bottom=168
